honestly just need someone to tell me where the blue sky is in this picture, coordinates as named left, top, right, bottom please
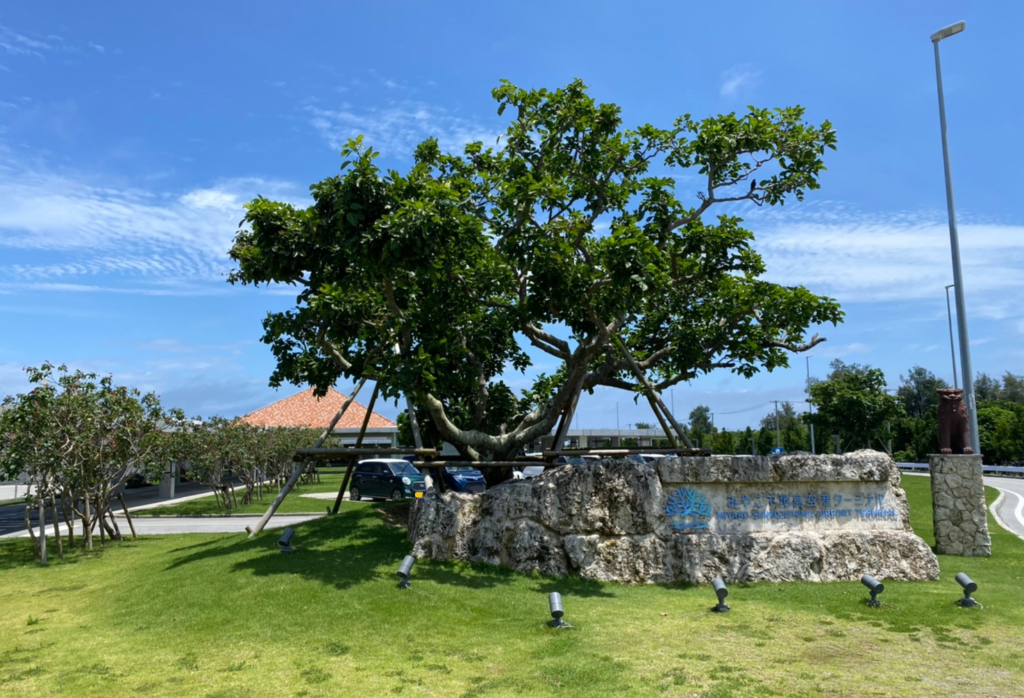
left=1, top=2, right=1021, bottom=432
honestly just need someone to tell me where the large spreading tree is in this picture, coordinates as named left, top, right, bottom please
left=229, top=80, right=842, bottom=477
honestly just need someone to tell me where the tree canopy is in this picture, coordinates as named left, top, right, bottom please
left=228, top=80, right=842, bottom=468
left=0, top=363, right=165, bottom=554
left=897, top=365, right=948, bottom=419
left=808, top=360, right=900, bottom=453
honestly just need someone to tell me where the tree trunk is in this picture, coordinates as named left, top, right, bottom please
left=62, top=495, right=75, bottom=549
left=83, top=495, right=93, bottom=551
left=51, top=496, right=63, bottom=559
left=97, top=502, right=106, bottom=545
left=25, top=505, right=39, bottom=561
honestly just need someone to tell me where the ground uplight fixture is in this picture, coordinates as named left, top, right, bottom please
left=955, top=572, right=980, bottom=608
left=278, top=527, right=295, bottom=554
left=397, top=555, right=415, bottom=589
left=712, top=578, right=730, bottom=613
left=548, top=592, right=572, bottom=628
left=861, top=574, right=884, bottom=607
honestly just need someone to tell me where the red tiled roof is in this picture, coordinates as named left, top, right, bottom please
left=239, top=387, right=397, bottom=430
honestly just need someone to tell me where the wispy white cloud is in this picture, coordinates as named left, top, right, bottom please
left=720, top=65, right=761, bottom=98
left=0, top=23, right=108, bottom=66
left=307, top=101, right=501, bottom=157
left=0, top=161, right=306, bottom=294
left=752, top=206, right=1024, bottom=305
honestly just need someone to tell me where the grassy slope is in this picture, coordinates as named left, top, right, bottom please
left=0, top=478, right=1022, bottom=698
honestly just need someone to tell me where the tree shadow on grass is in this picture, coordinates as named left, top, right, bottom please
left=162, top=507, right=408, bottom=590
left=417, top=558, right=620, bottom=597
left=161, top=504, right=620, bottom=596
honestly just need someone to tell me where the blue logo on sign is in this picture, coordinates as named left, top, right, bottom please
left=664, top=487, right=712, bottom=531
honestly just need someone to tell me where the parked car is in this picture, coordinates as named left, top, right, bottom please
left=349, top=459, right=427, bottom=501
left=516, top=453, right=601, bottom=479
left=441, top=465, right=487, bottom=493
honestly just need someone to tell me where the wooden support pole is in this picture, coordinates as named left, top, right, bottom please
left=613, top=336, right=693, bottom=449
left=327, top=383, right=381, bottom=513
left=51, top=495, right=63, bottom=559
left=294, top=447, right=439, bottom=460
left=551, top=377, right=585, bottom=452
left=248, top=377, right=367, bottom=537
left=25, top=504, right=38, bottom=560
left=117, top=492, right=138, bottom=539
left=38, top=499, right=47, bottom=564
left=332, top=460, right=356, bottom=515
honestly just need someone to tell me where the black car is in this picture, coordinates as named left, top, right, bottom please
left=349, top=459, right=427, bottom=501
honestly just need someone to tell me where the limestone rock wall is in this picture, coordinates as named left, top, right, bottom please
left=409, top=451, right=940, bottom=584
left=928, top=454, right=991, bottom=557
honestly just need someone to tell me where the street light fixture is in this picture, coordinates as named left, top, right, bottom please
left=944, top=284, right=958, bottom=388
left=932, top=20, right=980, bottom=454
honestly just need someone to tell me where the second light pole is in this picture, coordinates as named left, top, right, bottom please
left=944, top=283, right=959, bottom=389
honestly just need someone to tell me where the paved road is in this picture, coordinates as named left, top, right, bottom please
left=0, top=481, right=229, bottom=538
left=986, top=476, right=1024, bottom=541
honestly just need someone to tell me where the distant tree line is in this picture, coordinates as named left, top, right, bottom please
left=679, top=361, right=1023, bottom=464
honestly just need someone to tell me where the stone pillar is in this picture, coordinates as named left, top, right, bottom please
left=928, top=454, right=990, bottom=556
left=159, top=463, right=177, bottom=500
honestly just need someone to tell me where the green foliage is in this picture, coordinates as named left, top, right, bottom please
left=897, top=366, right=947, bottom=419
left=760, top=401, right=809, bottom=452
left=976, top=401, right=1024, bottom=465
left=0, top=363, right=165, bottom=552
left=710, top=428, right=736, bottom=455
left=974, top=373, right=1002, bottom=401
left=882, top=367, right=1024, bottom=463
left=687, top=405, right=714, bottom=446
left=163, top=415, right=319, bottom=508
left=229, top=80, right=842, bottom=464
left=808, top=360, right=901, bottom=453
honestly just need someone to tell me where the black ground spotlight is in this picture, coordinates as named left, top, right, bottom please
left=397, top=555, right=415, bottom=589
left=955, top=572, right=980, bottom=608
left=278, top=527, right=295, bottom=554
left=712, top=577, right=730, bottom=613
left=861, top=574, right=884, bottom=607
left=548, top=592, right=571, bottom=628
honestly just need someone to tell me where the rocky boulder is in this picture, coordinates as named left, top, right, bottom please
left=409, top=451, right=940, bottom=584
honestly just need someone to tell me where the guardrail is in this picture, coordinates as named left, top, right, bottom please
left=897, top=462, right=1024, bottom=477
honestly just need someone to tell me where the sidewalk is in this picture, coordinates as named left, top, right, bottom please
left=0, top=513, right=322, bottom=538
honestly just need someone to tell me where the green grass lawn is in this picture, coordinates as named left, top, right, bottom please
left=138, top=474, right=349, bottom=516
left=1, top=477, right=1022, bottom=697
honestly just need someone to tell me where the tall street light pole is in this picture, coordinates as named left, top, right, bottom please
left=944, top=283, right=959, bottom=388
left=932, top=20, right=980, bottom=454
